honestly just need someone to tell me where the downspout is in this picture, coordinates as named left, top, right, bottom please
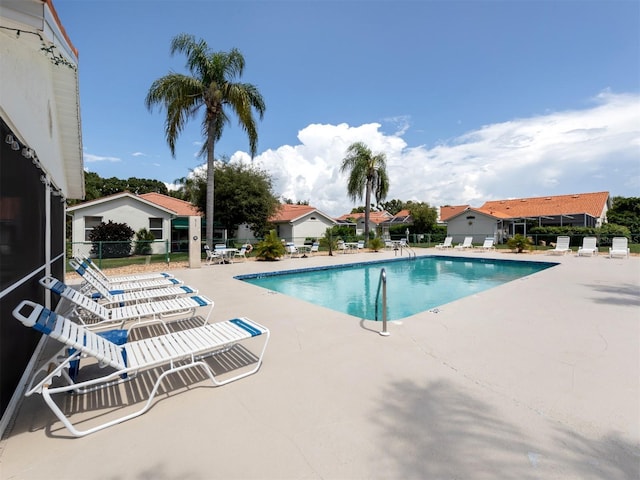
left=43, top=173, right=52, bottom=309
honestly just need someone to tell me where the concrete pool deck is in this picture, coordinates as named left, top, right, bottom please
left=1, top=248, right=639, bottom=479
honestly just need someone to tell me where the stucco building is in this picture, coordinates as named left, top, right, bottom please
left=440, top=191, right=611, bottom=244
left=0, top=0, right=83, bottom=431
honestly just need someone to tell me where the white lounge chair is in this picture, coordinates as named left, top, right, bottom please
left=549, top=236, right=571, bottom=255
left=384, top=240, right=394, bottom=250
left=357, top=240, right=365, bottom=250
left=41, top=276, right=214, bottom=330
left=12, top=300, right=269, bottom=437
left=475, top=238, right=495, bottom=251
left=310, top=242, right=320, bottom=256
left=436, top=237, right=453, bottom=249
left=73, top=257, right=184, bottom=291
left=455, top=237, right=473, bottom=250
left=69, top=259, right=195, bottom=305
left=577, top=237, right=598, bottom=257
left=609, top=237, right=630, bottom=258
left=74, top=256, right=174, bottom=284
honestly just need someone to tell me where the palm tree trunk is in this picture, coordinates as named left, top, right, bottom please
left=364, top=180, right=372, bottom=246
left=205, top=131, right=215, bottom=249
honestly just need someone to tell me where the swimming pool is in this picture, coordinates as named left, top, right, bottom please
left=236, top=256, right=556, bottom=321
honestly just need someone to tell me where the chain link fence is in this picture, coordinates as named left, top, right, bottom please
left=68, top=232, right=637, bottom=271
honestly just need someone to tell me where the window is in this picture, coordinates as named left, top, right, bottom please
left=84, top=216, right=102, bottom=241
left=149, top=218, right=163, bottom=240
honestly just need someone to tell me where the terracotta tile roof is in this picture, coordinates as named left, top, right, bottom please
left=336, top=211, right=393, bottom=224
left=139, top=193, right=201, bottom=216
left=394, top=209, right=411, bottom=218
left=477, top=191, right=609, bottom=219
left=440, top=205, right=471, bottom=222
left=269, top=204, right=316, bottom=222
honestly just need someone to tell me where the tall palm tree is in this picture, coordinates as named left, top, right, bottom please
left=145, top=33, right=265, bottom=247
left=340, top=142, right=390, bottom=245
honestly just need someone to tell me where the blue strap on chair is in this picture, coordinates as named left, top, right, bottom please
left=230, top=318, right=263, bottom=337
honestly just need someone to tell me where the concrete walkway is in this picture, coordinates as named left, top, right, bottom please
left=1, top=249, right=639, bottom=479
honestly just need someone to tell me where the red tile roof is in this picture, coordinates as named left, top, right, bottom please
left=477, top=191, right=610, bottom=219
left=440, top=192, right=609, bottom=221
left=336, top=211, right=393, bottom=224
left=270, top=204, right=316, bottom=222
left=139, top=193, right=201, bottom=216
left=439, top=205, right=471, bottom=222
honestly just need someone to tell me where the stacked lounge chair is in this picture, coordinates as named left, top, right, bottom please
left=69, top=259, right=196, bottom=306
left=73, top=256, right=184, bottom=291
left=41, top=276, right=214, bottom=330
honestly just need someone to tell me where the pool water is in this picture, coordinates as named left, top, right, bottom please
left=236, top=256, right=556, bottom=321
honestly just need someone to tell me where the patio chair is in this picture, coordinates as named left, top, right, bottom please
left=12, top=299, right=269, bottom=437
left=609, top=237, right=630, bottom=258
left=549, top=236, right=571, bottom=255
left=234, top=246, right=247, bottom=261
left=357, top=240, right=365, bottom=250
left=69, top=259, right=196, bottom=305
left=384, top=240, right=394, bottom=250
left=436, top=237, right=453, bottom=249
left=475, top=238, right=495, bottom=252
left=204, top=245, right=223, bottom=265
left=73, top=257, right=184, bottom=291
left=454, top=237, right=473, bottom=250
left=577, top=237, right=598, bottom=257
left=309, top=242, right=320, bottom=256
left=285, top=243, right=299, bottom=258
left=40, top=276, right=214, bottom=330
left=74, top=255, right=174, bottom=284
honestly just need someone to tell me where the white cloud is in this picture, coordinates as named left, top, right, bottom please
left=131, top=152, right=147, bottom=157
left=174, top=91, right=640, bottom=218
left=226, top=91, right=639, bottom=217
left=84, top=152, right=121, bottom=163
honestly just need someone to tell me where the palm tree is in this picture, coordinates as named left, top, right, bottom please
left=145, top=33, right=266, bottom=247
left=340, top=142, right=390, bottom=245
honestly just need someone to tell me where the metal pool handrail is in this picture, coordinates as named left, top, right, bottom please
left=374, top=268, right=390, bottom=336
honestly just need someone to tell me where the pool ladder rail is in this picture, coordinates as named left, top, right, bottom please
left=374, top=268, right=390, bottom=336
left=395, top=241, right=417, bottom=259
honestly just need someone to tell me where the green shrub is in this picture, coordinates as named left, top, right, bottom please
left=596, top=224, right=630, bottom=245
left=368, top=237, right=384, bottom=252
left=254, top=230, right=286, bottom=261
left=507, top=234, right=533, bottom=253
left=320, top=227, right=338, bottom=255
left=134, top=228, right=155, bottom=255
left=89, top=221, right=134, bottom=258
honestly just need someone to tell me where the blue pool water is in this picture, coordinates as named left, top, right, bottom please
left=236, top=256, right=556, bottom=321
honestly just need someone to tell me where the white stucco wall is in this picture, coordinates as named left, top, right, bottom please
left=291, top=214, right=335, bottom=242
left=446, top=213, right=498, bottom=245
left=69, top=197, right=172, bottom=255
left=237, top=213, right=336, bottom=244
left=0, top=3, right=83, bottom=199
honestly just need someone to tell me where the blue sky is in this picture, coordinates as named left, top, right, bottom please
left=55, top=0, right=639, bottom=216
